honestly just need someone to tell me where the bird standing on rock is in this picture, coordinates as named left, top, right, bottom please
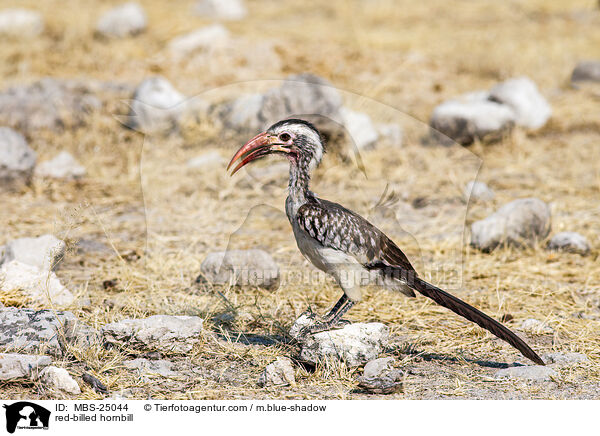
left=227, top=118, right=544, bottom=365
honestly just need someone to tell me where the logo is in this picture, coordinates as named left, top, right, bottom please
left=3, top=402, right=50, bottom=434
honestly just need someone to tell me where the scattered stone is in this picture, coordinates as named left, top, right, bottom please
left=470, top=198, right=551, bottom=251
left=376, top=123, right=403, bottom=147
left=95, top=2, right=147, bottom=38
left=194, top=0, right=247, bottom=20
left=0, top=353, right=51, bottom=380
left=0, top=261, right=74, bottom=307
left=0, top=78, right=102, bottom=132
left=362, top=356, right=395, bottom=379
left=168, top=24, right=229, bottom=59
left=187, top=151, right=226, bottom=169
left=464, top=180, right=495, bottom=202
left=220, top=94, right=264, bottom=132
left=0, top=127, right=37, bottom=191
left=199, top=249, right=280, bottom=289
left=35, top=151, right=86, bottom=180
left=489, top=77, right=552, bottom=129
left=102, top=315, right=204, bottom=353
left=38, top=366, right=81, bottom=395
left=125, top=77, right=187, bottom=134
left=543, top=352, right=588, bottom=367
left=1, top=234, right=66, bottom=270
left=430, top=77, right=551, bottom=145
left=257, top=357, right=295, bottom=387
left=0, top=308, right=93, bottom=356
left=289, top=313, right=389, bottom=367
left=124, top=358, right=177, bottom=377
left=259, top=74, right=344, bottom=134
left=430, top=91, right=516, bottom=146
left=571, top=61, right=600, bottom=83
left=0, top=245, right=8, bottom=267
left=519, top=318, right=554, bottom=334
left=0, top=9, right=44, bottom=38
left=547, top=232, right=590, bottom=256
left=219, top=74, right=344, bottom=138
left=494, top=365, right=558, bottom=382
left=340, top=108, right=378, bottom=150
left=357, top=357, right=403, bottom=394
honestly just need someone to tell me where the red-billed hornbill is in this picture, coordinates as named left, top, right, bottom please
left=228, top=118, right=544, bottom=365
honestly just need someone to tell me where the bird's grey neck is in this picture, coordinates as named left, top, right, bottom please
left=288, top=159, right=311, bottom=205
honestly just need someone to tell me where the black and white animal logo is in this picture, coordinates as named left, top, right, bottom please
left=3, top=402, right=51, bottom=433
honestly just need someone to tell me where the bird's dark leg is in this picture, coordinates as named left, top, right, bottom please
left=299, top=294, right=355, bottom=337
left=322, top=294, right=349, bottom=322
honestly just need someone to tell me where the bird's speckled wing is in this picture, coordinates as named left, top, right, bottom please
left=295, top=198, right=415, bottom=273
left=296, top=198, right=545, bottom=365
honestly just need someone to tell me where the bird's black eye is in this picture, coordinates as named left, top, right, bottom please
left=279, top=132, right=292, bottom=142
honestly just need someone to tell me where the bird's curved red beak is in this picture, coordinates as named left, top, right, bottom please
left=227, top=132, right=289, bottom=175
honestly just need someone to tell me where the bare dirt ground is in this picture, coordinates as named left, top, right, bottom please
left=1, top=0, right=599, bottom=399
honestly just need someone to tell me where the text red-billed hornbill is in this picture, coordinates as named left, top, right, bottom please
left=228, top=118, right=544, bottom=365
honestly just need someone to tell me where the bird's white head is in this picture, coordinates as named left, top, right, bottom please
left=228, top=119, right=325, bottom=175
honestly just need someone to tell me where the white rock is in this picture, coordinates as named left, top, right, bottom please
left=200, top=249, right=280, bottom=289
left=102, top=315, right=204, bottom=353
left=168, top=25, right=229, bottom=58
left=464, top=180, right=495, bottom=202
left=194, top=0, right=247, bottom=20
left=340, top=108, right=379, bottom=150
left=470, top=198, right=551, bottom=251
left=126, top=77, right=187, bottom=133
left=0, top=245, right=8, bottom=266
left=0, top=127, right=37, bottom=191
left=0, top=308, right=83, bottom=356
left=547, top=232, right=590, bottom=256
left=38, top=366, right=81, bottom=395
left=221, top=94, right=264, bottom=132
left=35, top=151, right=86, bottom=180
left=0, top=9, right=44, bottom=38
left=290, top=314, right=389, bottom=367
left=1, top=234, right=66, bottom=271
left=519, top=318, right=554, bottom=334
left=186, top=151, right=226, bottom=169
left=0, top=353, right=51, bottom=380
left=571, top=61, right=600, bottom=83
left=0, top=261, right=74, bottom=307
left=257, top=357, right=295, bottom=387
left=543, top=352, right=588, bottom=367
left=0, top=78, right=102, bottom=133
left=357, top=356, right=403, bottom=394
left=494, top=365, right=557, bottom=382
left=489, top=77, right=552, bottom=129
left=259, top=74, right=344, bottom=132
left=95, top=2, right=147, bottom=38
left=376, top=123, right=403, bottom=147
left=430, top=93, right=516, bottom=146
left=220, top=74, right=343, bottom=138
left=124, top=358, right=177, bottom=377
left=363, top=356, right=395, bottom=378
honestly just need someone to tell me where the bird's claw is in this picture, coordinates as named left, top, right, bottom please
left=298, top=319, right=352, bottom=338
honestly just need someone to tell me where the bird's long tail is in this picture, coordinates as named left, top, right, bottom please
left=411, top=276, right=545, bottom=365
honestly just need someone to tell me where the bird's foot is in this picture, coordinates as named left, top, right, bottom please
left=298, top=319, right=352, bottom=337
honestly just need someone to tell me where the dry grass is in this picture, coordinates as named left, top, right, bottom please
left=0, top=0, right=599, bottom=399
